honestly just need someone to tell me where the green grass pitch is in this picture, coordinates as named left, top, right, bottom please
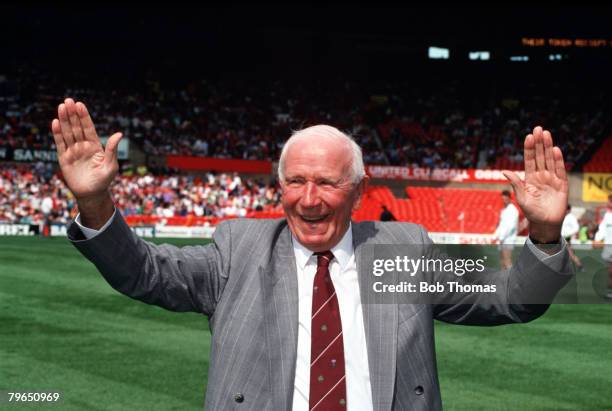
left=1, top=236, right=611, bottom=410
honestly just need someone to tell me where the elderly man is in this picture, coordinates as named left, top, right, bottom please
left=52, top=98, right=572, bottom=411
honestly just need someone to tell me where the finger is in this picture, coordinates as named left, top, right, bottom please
left=502, top=170, right=525, bottom=203
left=543, top=129, right=555, bottom=172
left=76, top=101, right=99, bottom=143
left=65, top=98, right=84, bottom=142
left=533, top=126, right=545, bottom=171
left=104, top=132, right=123, bottom=166
left=58, top=103, right=75, bottom=146
left=51, top=119, right=66, bottom=156
left=524, top=133, right=536, bottom=174
left=553, top=146, right=567, bottom=181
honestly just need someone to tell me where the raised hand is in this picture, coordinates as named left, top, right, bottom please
left=51, top=98, right=122, bottom=228
left=503, top=126, right=569, bottom=243
left=51, top=98, right=122, bottom=198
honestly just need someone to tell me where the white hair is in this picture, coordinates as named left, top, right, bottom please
left=277, top=125, right=365, bottom=185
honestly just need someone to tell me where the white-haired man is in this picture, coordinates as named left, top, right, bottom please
left=52, top=98, right=573, bottom=410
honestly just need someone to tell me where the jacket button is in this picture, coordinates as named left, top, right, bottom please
left=414, top=386, right=424, bottom=395
left=234, top=393, right=244, bottom=403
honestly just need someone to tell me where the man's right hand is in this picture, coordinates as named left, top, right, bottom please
left=51, top=98, right=122, bottom=229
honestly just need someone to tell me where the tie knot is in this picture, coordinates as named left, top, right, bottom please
left=315, top=250, right=334, bottom=268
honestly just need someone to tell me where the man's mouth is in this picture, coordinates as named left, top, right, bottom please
left=300, top=214, right=329, bottom=223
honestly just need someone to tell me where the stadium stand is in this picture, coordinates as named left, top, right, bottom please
left=0, top=162, right=283, bottom=225
left=1, top=68, right=609, bottom=170
left=583, top=136, right=612, bottom=172
left=0, top=64, right=610, bottom=239
left=352, top=186, right=515, bottom=234
left=1, top=160, right=517, bottom=236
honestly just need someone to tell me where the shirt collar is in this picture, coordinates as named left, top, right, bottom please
left=292, top=223, right=353, bottom=273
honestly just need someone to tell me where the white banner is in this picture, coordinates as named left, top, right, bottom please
left=366, top=165, right=525, bottom=183
left=0, top=224, right=35, bottom=236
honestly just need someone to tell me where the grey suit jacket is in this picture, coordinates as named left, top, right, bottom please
left=69, top=213, right=571, bottom=411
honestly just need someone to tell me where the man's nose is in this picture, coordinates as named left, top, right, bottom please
left=300, top=181, right=321, bottom=207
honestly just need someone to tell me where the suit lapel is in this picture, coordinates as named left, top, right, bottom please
left=260, top=224, right=299, bottom=410
left=353, top=222, right=398, bottom=411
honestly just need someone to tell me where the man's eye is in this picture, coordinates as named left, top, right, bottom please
left=318, top=179, right=338, bottom=187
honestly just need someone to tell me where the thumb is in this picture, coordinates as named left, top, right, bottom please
left=104, top=132, right=123, bottom=165
left=502, top=170, right=524, bottom=201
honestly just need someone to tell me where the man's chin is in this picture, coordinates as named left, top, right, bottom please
left=295, top=232, right=333, bottom=251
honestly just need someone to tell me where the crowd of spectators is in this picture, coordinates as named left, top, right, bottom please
left=0, top=162, right=281, bottom=226
left=1, top=66, right=611, bottom=233
left=0, top=162, right=74, bottom=226
left=3, top=161, right=610, bottom=243
left=1, top=67, right=610, bottom=170
left=112, top=168, right=281, bottom=220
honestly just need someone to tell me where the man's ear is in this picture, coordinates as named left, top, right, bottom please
left=278, top=179, right=285, bottom=194
left=352, top=175, right=369, bottom=211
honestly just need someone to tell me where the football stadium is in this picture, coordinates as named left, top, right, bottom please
left=1, top=4, right=611, bottom=411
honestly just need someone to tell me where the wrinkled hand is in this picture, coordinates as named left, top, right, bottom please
left=51, top=98, right=122, bottom=200
left=502, top=126, right=569, bottom=242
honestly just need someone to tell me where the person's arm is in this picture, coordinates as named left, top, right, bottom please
left=421, top=225, right=572, bottom=325
left=432, top=126, right=573, bottom=323
left=75, top=209, right=116, bottom=239
left=69, top=211, right=231, bottom=315
left=52, top=99, right=228, bottom=315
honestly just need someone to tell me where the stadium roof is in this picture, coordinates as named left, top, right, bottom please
left=2, top=3, right=611, bottom=78
left=3, top=4, right=611, bottom=45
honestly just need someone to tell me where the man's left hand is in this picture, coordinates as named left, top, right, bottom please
left=503, top=126, right=569, bottom=243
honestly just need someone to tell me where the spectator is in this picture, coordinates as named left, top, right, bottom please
left=380, top=205, right=397, bottom=221
left=561, top=204, right=583, bottom=271
left=494, top=190, right=519, bottom=270
left=594, top=194, right=612, bottom=299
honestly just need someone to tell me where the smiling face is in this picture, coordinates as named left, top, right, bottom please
left=281, top=136, right=367, bottom=252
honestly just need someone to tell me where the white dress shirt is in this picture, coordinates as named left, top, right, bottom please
left=291, top=226, right=373, bottom=411
left=75, top=210, right=117, bottom=239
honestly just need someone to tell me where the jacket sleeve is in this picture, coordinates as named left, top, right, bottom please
left=68, top=211, right=232, bottom=316
left=412, top=225, right=574, bottom=325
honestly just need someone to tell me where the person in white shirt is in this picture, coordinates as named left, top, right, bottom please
left=594, top=194, right=612, bottom=298
left=494, top=190, right=519, bottom=269
left=40, top=189, right=54, bottom=237
left=561, top=204, right=583, bottom=271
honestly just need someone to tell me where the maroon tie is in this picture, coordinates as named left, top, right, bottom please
left=309, top=251, right=347, bottom=410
